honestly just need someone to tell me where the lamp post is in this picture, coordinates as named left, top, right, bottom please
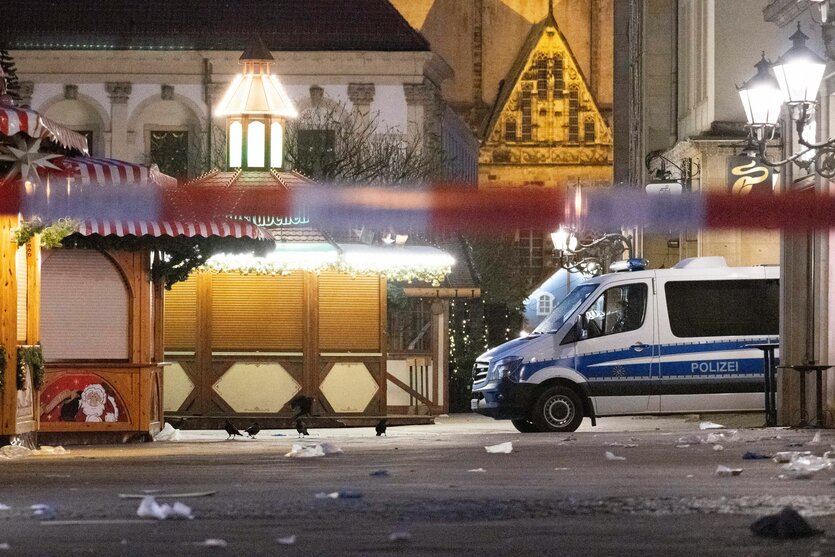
left=737, top=23, right=831, bottom=175
left=737, top=22, right=833, bottom=427
left=550, top=227, right=636, bottom=276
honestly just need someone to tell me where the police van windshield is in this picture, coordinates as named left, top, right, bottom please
left=533, top=283, right=599, bottom=334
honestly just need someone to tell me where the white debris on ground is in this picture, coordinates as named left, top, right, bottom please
left=699, top=421, right=725, bottom=430
left=194, top=539, right=227, bottom=547
left=467, top=468, right=486, bottom=473
left=389, top=531, right=412, bottom=542
left=276, top=535, right=296, bottom=545
left=810, top=431, right=822, bottom=445
left=0, top=542, right=9, bottom=550
left=0, top=504, right=10, bottom=511
left=285, top=444, right=326, bottom=458
left=715, top=465, right=743, bottom=477
left=712, top=445, right=724, bottom=451
left=605, top=442, right=638, bottom=448
left=320, top=442, right=343, bottom=455
left=136, top=496, right=193, bottom=520
left=313, top=490, right=363, bottom=499
left=772, top=451, right=811, bottom=463
left=154, top=423, right=183, bottom=442
left=605, top=451, right=626, bottom=461
left=675, top=431, right=741, bottom=446
left=0, top=445, right=68, bottom=459
left=484, top=442, right=513, bottom=454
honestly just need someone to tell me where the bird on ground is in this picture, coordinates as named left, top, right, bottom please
left=224, top=419, right=243, bottom=440
left=295, top=418, right=309, bottom=438
left=375, top=419, right=387, bottom=436
left=244, top=423, right=261, bottom=439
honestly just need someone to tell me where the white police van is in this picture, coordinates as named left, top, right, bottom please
left=471, top=257, right=779, bottom=432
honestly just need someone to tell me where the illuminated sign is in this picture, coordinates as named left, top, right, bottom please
left=727, top=155, right=772, bottom=195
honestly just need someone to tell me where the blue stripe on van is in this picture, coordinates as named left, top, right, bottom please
left=521, top=337, right=774, bottom=384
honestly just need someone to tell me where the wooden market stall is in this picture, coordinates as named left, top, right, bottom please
left=160, top=42, right=475, bottom=428
left=0, top=92, right=269, bottom=443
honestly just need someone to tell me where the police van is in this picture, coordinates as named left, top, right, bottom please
left=471, top=257, right=779, bottom=432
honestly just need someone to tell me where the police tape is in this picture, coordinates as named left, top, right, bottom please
left=2, top=181, right=835, bottom=231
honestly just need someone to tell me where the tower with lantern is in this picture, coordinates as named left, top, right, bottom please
left=216, top=38, right=298, bottom=170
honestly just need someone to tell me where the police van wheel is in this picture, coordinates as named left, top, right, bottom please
left=511, top=418, right=539, bottom=433
left=532, top=386, right=583, bottom=432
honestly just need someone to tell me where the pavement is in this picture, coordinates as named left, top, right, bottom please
left=1, top=413, right=834, bottom=556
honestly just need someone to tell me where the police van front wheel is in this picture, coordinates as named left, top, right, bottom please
left=532, top=386, right=583, bottom=432
left=511, top=418, right=539, bottom=433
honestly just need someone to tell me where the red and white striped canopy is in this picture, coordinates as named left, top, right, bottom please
left=75, top=219, right=271, bottom=240
left=0, top=105, right=89, bottom=153
left=62, top=156, right=177, bottom=188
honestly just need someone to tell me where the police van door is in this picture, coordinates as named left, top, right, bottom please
left=576, top=279, right=659, bottom=415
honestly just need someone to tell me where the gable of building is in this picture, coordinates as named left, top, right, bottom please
left=480, top=10, right=612, bottom=170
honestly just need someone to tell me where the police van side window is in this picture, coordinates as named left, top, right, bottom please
left=665, top=279, right=778, bottom=337
left=584, top=283, right=648, bottom=339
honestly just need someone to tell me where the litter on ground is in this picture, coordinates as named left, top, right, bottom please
left=605, top=451, right=626, bottom=461
left=154, top=423, right=183, bottom=442
left=136, top=496, right=193, bottom=520
left=715, top=465, right=743, bottom=477
left=485, top=442, right=513, bottom=454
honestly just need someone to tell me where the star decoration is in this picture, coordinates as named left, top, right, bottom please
left=611, top=365, right=626, bottom=378
left=0, top=137, right=63, bottom=187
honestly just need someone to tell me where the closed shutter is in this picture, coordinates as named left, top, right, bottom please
left=41, top=250, right=129, bottom=360
left=319, top=272, right=380, bottom=351
left=164, top=275, right=198, bottom=350
left=15, top=246, right=26, bottom=343
left=210, top=272, right=304, bottom=351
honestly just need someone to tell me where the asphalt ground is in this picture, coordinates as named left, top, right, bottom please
left=1, top=414, right=834, bottom=556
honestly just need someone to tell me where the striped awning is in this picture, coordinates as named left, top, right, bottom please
left=75, top=219, right=271, bottom=240
left=62, top=156, right=177, bottom=188
left=0, top=105, right=89, bottom=153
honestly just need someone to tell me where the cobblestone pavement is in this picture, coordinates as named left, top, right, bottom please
left=1, top=414, right=834, bottom=556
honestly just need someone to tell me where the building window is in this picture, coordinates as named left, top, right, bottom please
left=247, top=120, right=266, bottom=168
left=150, top=130, right=189, bottom=177
left=537, top=293, right=554, bottom=316
left=504, top=118, right=517, bottom=141
left=521, top=90, right=532, bottom=141
left=514, top=229, right=544, bottom=287
left=296, top=128, right=336, bottom=179
left=568, top=88, right=579, bottom=143
left=388, top=298, right=433, bottom=353
left=584, top=118, right=596, bottom=143
left=228, top=121, right=242, bottom=168
left=536, top=57, right=548, bottom=100
left=553, top=56, right=564, bottom=98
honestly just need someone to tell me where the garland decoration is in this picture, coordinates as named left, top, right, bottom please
left=16, top=345, right=45, bottom=390
left=14, top=218, right=79, bottom=248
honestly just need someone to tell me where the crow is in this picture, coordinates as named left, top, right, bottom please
left=244, top=422, right=261, bottom=439
left=224, top=419, right=243, bottom=440
left=295, top=418, right=309, bottom=438
left=289, top=395, right=314, bottom=419
left=375, top=419, right=387, bottom=436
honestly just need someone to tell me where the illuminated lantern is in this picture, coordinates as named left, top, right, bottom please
left=216, top=38, right=298, bottom=170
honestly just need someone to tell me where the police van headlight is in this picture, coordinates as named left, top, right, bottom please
left=491, top=356, right=524, bottom=382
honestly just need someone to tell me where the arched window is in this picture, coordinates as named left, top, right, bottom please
left=568, top=87, right=579, bottom=143
left=584, top=117, right=596, bottom=143
left=41, top=250, right=129, bottom=360
left=552, top=56, right=564, bottom=98
left=505, top=118, right=517, bottom=141
left=537, top=293, right=555, bottom=316
left=228, top=121, right=243, bottom=168
left=536, top=57, right=548, bottom=99
left=521, top=90, right=532, bottom=141
left=247, top=120, right=266, bottom=167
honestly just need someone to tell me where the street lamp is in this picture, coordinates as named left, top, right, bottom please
left=737, top=23, right=834, bottom=176
left=550, top=226, right=639, bottom=276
